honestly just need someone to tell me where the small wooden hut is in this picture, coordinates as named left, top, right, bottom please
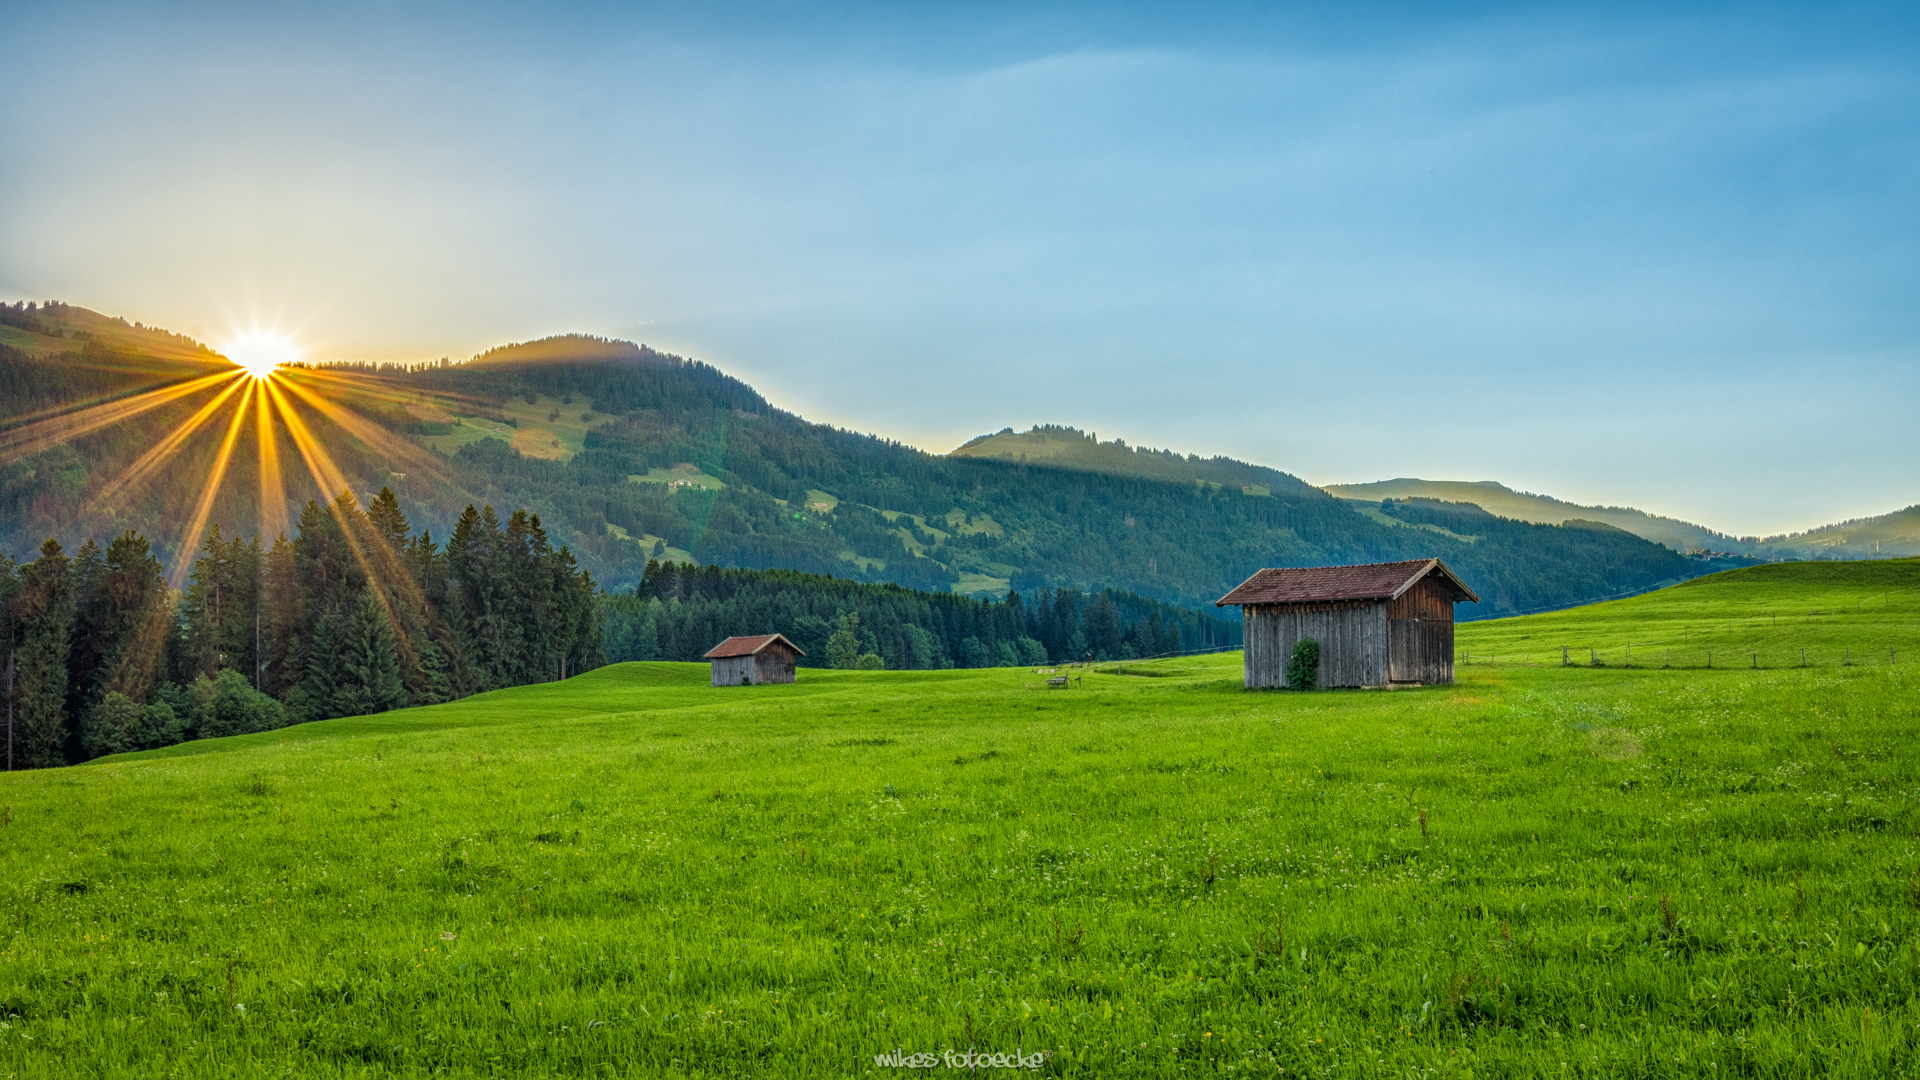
left=704, top=634, right=805, bottom=686
left=1216, top=559, right=1479, bottom=688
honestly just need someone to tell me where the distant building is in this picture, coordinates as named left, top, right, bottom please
left=703, top=634, right=805, bottom=686
left=1216, top=559, right=1479, bottom=688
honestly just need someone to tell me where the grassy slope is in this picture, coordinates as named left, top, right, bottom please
left=1459, top=558, right=1920, bottom=668
left=1324, top=479, right=1731, bottom=553
left=417, top=392, right=609, bottom=462
left=7, top=304, right=222, bottom=363
left=1754, top=505, right=1920, bottom=560
left=6, top=564, right=1920, bottom=1076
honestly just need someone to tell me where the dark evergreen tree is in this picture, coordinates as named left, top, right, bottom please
left=13, top=540, right=74, bottom=768
left=0, top=554, right=18, bottom=770
left=261, top=534, right=303, bottom=697
left=177, top=526, right=259, bottom=686
left=332, top=590, right=407, bottom=717
left=3, top=489, right=598, bottom=766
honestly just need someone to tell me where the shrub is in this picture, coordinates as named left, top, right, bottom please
left=138, top=700, right=186, bottom=749
left=960, top=636, right=991, bottom=668
left=1015, top=637, right=1048, bottom=666
left=855, top=653, right=885, bottom=670
left=1286, top=637, right=1320, bottom=691
left=196, top=670, right=289, bottom=739
left=85, top=692, right=142, bottom=758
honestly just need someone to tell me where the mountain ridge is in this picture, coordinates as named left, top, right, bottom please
left=0, top=306, right=1749, bottom=617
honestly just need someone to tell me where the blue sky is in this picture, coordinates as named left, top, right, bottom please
left=2, top=2, right=1915, bottom=536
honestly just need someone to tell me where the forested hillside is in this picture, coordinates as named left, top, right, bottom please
left=951, top=424, right=1319, bottom=495
left=0, top=488, right=601, bottom=769
left=1323, top=477, right=1740, bottom=553
left=602, top=561, right=1240, bottom=669
left=0, top=304, right=1748, bottom=620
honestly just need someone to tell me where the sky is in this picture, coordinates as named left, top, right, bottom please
left=2, top=1, right=1916, bottom=537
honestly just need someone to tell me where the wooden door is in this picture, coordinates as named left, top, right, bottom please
left=1388, top=619, right=1419, bottom=682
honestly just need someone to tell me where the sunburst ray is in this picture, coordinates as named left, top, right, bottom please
left=169, top=381, right=258, bottom=591
left=0, top=370, right=239, bottom=465
left=86, top=375, right=250, bottom=515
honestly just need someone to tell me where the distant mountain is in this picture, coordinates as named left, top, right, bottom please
left=1, top=305, right=1748, bottom=616
left=951, top=425, right=1319, bottom=497
left=1321, top=478, right=1736, bottom=553
left=1322, top=477, right=1920, bottom=560
left=1752, top=505, right=1920, bottom=559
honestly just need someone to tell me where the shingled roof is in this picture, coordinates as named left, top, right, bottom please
left=703, top=633, right=807, bottom=659
left=1215, top=559, right=1479, bottom=607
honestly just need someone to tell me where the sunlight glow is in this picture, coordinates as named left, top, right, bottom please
left=223, top=333, right=300, bottom=380
left=15, top=332, right=447, bottom=597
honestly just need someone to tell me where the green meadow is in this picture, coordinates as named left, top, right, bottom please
left=3, top=562, right=1920, bottom=1077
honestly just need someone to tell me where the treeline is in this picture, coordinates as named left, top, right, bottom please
left=0, top=489, right=601, bottom=770
left=600, top=561, right=1241, bottom=669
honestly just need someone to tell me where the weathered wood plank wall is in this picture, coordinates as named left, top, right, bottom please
left=711, top=656, right=756, bottom=686
left=754, top=648, right=798, bottom=684
left=1386, top=578, right=1455, bottom=621
left=1386, top=577, right=1456, bottom=684
left=1243, top=601, right=1387, bottom=688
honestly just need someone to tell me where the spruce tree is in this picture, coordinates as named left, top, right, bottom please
left=260, top=534, right=302, bottom=697
left=0, top=554, right=18, bottom=770
left=13, top=540, right=74, bottom=768
left=332, top=590, right=406, bottom=717
left=86, top=532, right=169, bottom=711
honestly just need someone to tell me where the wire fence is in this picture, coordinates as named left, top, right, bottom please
left=1458, top=643, right=1906, bottom=670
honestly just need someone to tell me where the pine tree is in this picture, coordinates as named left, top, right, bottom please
left=0, top=554, right=19, bottom=770
left=635, top=612, right=659, bottom=661
left=89, top=532, right=169, bottom=707
left=260, top=534, right=302, bottom=697
left=826, top=611, right=861, bottom=669
left=332, top=590, right=406, bottom=717
left=13, top=540, right=74, bottom=768
left=447, top=505, right=512, bottom=689
left=176, top=526, right=258, bottom=685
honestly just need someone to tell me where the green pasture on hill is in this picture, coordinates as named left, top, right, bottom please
left=4, top=563, right=1920, bottom=1077
left=1458, top=558, right=1920, bottom=670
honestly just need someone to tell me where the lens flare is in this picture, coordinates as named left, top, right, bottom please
left=223, top=333, right=300, bottom=379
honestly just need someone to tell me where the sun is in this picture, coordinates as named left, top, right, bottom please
left=223, top=333, right=301, bottom=379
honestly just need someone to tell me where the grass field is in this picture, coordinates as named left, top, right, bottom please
left=4, top=563, right=1920, bottom=1077
left=1458, top=559, right=1920, bottom=670
left=417, top=394, right=607, bottom=462
left=630, top=466, right=727, bottom=491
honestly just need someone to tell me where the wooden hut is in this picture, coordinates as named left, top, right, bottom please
left=1216, top=559, right=1479, bottom=688
left=704, top=634, right=805, bottom=686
